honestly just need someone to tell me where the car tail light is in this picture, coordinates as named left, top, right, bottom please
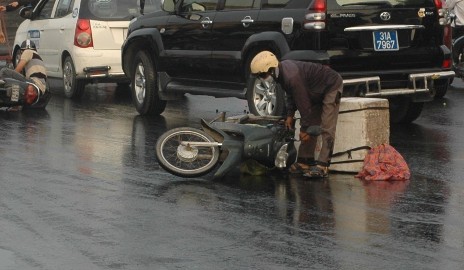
left=24, top=84, right=38, bottom=105
left=442, top=58, right=452, bottom=68
left=74, top=19, right=93, bottom=48
left=435, top=0, right=452, bottom=52
left=304, top=0, right=326, bottom=30
left=436, top=0, right=449, bottom=26
left=443, top=24, right=452, bottom=50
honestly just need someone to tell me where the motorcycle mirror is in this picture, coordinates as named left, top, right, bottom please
left=306, top=126, right=322, bottom=136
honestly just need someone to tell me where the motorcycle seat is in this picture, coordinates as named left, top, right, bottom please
left=211, top=122, right=274, bottom=141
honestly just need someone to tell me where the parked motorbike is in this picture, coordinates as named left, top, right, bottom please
left=0, top=77, right=50, bottom=109
left=155, top=113, right=298, bottom=179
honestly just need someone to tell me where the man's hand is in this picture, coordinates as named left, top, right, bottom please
left=0, top=6, right=6, bottom=11
left=299, top=130, right=311, bottom=142
left=10, top=1, right=19, bottom=7
left=0, top=32, right=5, bottom=44
left=285, top=116, right=294, bottom=130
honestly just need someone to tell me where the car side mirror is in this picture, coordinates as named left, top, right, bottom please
left=19, top=7, right=33, bottom=19
left=161, top=0, right=176, bottom=13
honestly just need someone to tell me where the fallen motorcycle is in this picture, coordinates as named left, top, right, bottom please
left=155, top=113, right=298, bottom=179
left=0, top=77, right=50, bottom=109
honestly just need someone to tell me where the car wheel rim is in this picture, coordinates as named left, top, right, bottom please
left=63, top=61, right=73, bottom=94
left=134, top=62, right=145, bottom=104
left=15, top=53, right=21, bottom=67
left=253, top=78, right=277, bottom=116
left=459, top=50, right=464, bottom=66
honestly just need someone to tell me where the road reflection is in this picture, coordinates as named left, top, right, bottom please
left=220, top=172, right=411, bottom=239
left=0, top=82, right=463, bottom=268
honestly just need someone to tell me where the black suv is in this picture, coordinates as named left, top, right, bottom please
left=122, top=0, right=454, bottom=123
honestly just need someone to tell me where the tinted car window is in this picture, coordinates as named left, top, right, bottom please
left=142, top=0, right=161, bottom=13
left=262, top=0, right=307, bottom=9
left=88, top=0, right=136, bottom=19
left=266, top=0, right=291, bottom=8
left=55, top=0, right=74, bottom=18
left=223, top=0, right=255, bottom=9
left=84, top=0, right=159, bottom=20
left=180, top=0, right=218, bottom=12
left=38, top=0, right=57, bottom=19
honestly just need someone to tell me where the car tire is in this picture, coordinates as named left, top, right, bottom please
left=13, top=48, right=21, bottom=69
left=389, top=97, right=424, bottom=124
left=433, top=79, right=449, bottom=99
left=63, top=56, right=85, bottom=99
left=117, top=82, right=131, bottom=88
left=131, top=51, right=166, bottom=116
left=246, top=76, right=285, bottom=116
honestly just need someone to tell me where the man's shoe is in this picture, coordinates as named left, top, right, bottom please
left=289, top=162, right=311, bottom=174
left=303, top=165, right=329, bottom=179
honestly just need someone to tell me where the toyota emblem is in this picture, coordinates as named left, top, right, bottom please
left=380, top=12, right=391, bottom=21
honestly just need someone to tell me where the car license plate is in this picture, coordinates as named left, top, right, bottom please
left=373, top=30, right=399, bottom=51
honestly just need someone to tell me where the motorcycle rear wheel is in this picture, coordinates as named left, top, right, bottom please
left=156, top=127, right=220, bottom=178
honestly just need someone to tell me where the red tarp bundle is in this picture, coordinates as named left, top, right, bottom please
left=356, top=144, right=410, bottom=181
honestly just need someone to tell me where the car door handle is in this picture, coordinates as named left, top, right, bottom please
left=241, top=16, right=254, bottom=27
left=201, top=17, right=213, bottom=28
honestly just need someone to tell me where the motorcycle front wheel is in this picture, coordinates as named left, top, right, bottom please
left=155, top=127, right=220, bottom=178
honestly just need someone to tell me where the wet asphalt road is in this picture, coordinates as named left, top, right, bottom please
left=0, top=78, right=464, bottom=270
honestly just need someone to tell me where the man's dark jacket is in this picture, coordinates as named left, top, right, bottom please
left=277, top=60, right=343, bottom=130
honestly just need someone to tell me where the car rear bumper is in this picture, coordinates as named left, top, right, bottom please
left=73, top=49, right=126, bottom=80
left=342, top=70, right=455, bottom=97
left=76, top=65, right=127, bottom=80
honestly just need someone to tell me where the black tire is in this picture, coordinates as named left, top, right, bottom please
left=452, top=40, right=464, bottom=84
left=246, top=76, right=285, bottom=116
left=117, top=82, right=131, bottom=88
left=453, top=40, right=464, bottom=66
left=13, top=48, right=21, bottom=69
left=62, top=56, right=85, bottom=99
left=156, top=127, right=220, bottom=178
left=131, top=51, right=166, bottom=115
left=433, top=79, right=449, bottom=99
left=389, top=97, right=424, bottom=124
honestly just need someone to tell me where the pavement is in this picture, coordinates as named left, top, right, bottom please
left=0, top=80, right=463, bottom=269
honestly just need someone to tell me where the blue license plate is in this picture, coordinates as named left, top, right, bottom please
left=373, top=30, right=399, bottom=51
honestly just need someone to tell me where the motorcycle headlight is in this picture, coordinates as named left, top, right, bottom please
left=24, top=84, right=39, bottom=105
left=275, top=143, right=289, bottom=168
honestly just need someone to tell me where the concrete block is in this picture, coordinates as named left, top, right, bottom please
left=295, top=97, right=390, bottom=173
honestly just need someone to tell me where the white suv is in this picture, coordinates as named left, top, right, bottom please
left=13, top=0, right=159, bottom=98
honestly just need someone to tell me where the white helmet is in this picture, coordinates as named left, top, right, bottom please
left=20, top=39, right=37, bottom=51
left=250, top=51, right=278, bottom=74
